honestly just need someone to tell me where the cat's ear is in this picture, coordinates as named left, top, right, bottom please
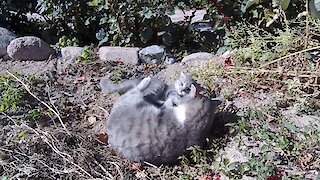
left=136, top=76, right=151, bottom=91
left=211, top=97, right=223, bottom=106
left=189, top=84, right=197, bottom=97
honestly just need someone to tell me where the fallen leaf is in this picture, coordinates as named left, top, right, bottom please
left=199, top=173, right=213, bottom=180
left=88, top=116, right=96, bottom=125
left=224, top=57, right=233, bottom=67
left=97, top=133, right=108, bottom=143
left=131, top=162, right=143, bottom=171
left=114, top=60, right=124, bottom=65
left=267, top=175, right=281, bottom=180
left=73, top=76, right=86, bottom=84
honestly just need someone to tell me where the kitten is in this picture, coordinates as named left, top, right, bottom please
left=100, top=72, right=200, bottom=106
left=106, top=77, right=222, bottom=165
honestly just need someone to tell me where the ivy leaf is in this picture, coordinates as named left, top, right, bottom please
left=98, top=36, right=108, bottom=47
left=281, top=0, right=291, bottom=10
left=96, top=29, right=106, bottom=41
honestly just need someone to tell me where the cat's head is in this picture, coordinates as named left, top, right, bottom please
left=174, top=72, right=196, bottom=96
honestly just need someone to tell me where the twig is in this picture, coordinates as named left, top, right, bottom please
left=93, top=160, right=114, bottom=180
left=226, top=68, right=320, bottom=78
left=6, top=70, right=70, bottom=135
left=260, top=46, right=320, bottom=68
left=108, top=161, right=123, bottom=179
left=1, top=112, right=18, bottom=126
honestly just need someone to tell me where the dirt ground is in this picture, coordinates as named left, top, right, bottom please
left=0, top=56, right=319, bottom=179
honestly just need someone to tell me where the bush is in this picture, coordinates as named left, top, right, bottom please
left=36, top=0, right=105, bottom=45
left=0, top=0, right=41, bottom=36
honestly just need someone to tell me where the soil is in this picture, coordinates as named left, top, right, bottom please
left=0, top=56, right=319, bottom=179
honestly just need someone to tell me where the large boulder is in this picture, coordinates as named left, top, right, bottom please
left=7, top=36, right=55, bottom=61
left=99, top=46, right=140, bottom=65
left=138, top=45, right=165, bottom=64
left=0, top=27, right=16, bottom=57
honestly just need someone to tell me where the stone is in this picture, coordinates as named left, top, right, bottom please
left=99, top=46, right=140, bottom=65
left=168, top=9, right=207, bottom=24
left=57, top=46, right=84, bottom=71
left=181, top=52, right=214, bottom=63
left=164, top=55, right=176, bottom=65
left=61, top=46, right=84, bottom=60
left=7, top=36, right=55, bottom=61
left=138, top=45, right=165, bottom=64
left=0, top=27, right=16, bottom=57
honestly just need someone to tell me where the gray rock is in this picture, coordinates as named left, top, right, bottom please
left=169, top=9, right=207, bottom=24
left=99, top=46, right=140, bottom=65
left=181, top=52, right=214, bottom=63
left=7, top=36, right=55, bottom=61
left=0, top=27, right=16, bottom=57
left=164, top=55, right=176, bottom=65
left=61, top=46, right=84, bottom=60
left=138, top=45, right=165, bottom=64
left=58, top=46, right=84, bottom=71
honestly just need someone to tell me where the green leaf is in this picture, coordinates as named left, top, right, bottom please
left=87, top=0, right=99, bottom=6
left=98, top=36, right=108, bottom=47
left=223, top=158, right=230, bottom=166
left=260, top=144, right=269, bottom=152
left=281, top=0, right=291, bottom=10
left=18, top=130, right=28, bottom=138
left=284, top=121, right=298, bottom=132
left=96, top=29, right=106, bottom=41
left=305, top=52, right=312, bottom=60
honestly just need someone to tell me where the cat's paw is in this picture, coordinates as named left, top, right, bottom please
left=136, top=76, right=151, bottom=91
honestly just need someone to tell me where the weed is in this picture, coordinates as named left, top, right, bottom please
left=78, top=45, right=96, bottom=63
left=0, top=74, right=24, bottom=112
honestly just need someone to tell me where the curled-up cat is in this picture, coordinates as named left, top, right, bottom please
left=106, top=76, right=222, bottom=165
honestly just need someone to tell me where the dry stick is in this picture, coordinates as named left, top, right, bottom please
left=93, top=160, right=114, bottom=180
left=27, top=126, right=93, bottom=178
left=6, top=70, right=70, bottom=135
left=1, top=112, right=18, bottom=126
left=259, top=46, right=320, bottom=68
left=226, top=68, right=320, bottom=78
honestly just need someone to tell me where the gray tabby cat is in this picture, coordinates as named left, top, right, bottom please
left=104, top=76, right=222, bottom=165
